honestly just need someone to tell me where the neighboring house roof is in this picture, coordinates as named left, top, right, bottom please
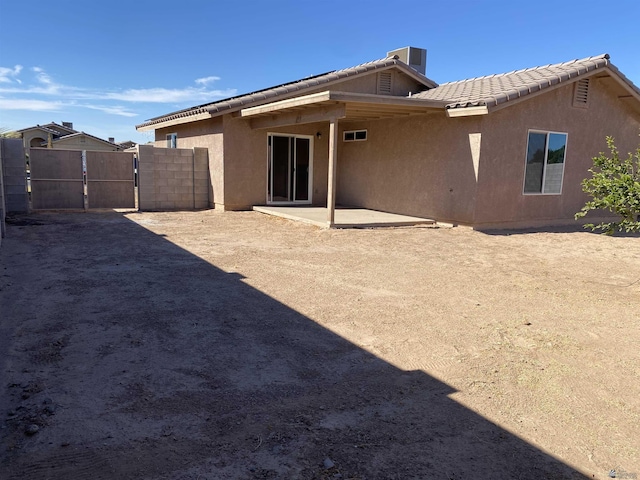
left=42, top=122, right=77, bottom=136
left=118, top=140, right=137, bottom=149
left=51, top=132, right=122, bottom=148
left=17, top=122, right=78, bottom=137
left=18, top=122, right=121, bottom=149
left=414, top=54, right=640, bottom=112
left=17, top=125, right=61, bottom=137
left=136, top=56, right=438, bottom=130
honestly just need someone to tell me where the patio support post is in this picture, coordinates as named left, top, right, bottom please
left=327, top=118, right=338, bottom=226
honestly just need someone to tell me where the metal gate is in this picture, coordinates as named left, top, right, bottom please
left=30, top=148, right=135, bottom=210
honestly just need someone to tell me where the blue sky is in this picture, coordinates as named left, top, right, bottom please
left=1, top=0, right=638, bottom=144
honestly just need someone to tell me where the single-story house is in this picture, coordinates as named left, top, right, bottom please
left=136, top=48, right=640, bottom=229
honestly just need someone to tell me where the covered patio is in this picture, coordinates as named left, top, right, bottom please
left=253, top=205, right=435, bottom=229
left=239, top=90, right=446, bottom=227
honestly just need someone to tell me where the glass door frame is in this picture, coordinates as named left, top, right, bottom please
left=266, top=133, right=314, bottom=205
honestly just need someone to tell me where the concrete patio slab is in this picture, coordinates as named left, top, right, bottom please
left=252, top=206, right=435, bottom=228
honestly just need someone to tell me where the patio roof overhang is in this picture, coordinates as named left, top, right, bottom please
left=236, top=90, right=447, bottom=129
left=236, top=91, right=447, bottom=228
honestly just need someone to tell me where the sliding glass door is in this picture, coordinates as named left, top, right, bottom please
left=267, top=134, right=313, bottom=204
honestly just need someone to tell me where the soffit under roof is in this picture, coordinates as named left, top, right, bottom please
left=238, top=91, right=448, bottom=128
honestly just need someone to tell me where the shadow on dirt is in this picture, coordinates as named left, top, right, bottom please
left=0, top=212, right=589, bottom=479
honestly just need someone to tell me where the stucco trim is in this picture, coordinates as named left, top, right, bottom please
left=446, top=105, right=488, bottom=117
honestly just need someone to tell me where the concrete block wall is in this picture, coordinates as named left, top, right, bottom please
left=137, top=145, right=209, bottom=211
left=0, top=138, right=29, bottom=215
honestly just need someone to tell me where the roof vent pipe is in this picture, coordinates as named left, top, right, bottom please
left=387, top=47, right=427, bottom=75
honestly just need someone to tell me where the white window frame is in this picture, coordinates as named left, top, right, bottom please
left=522, top=129, right=568, bottom=195
left=343, top=130, right=367, bottom=142
left=166, top=133, right=177, bottom=148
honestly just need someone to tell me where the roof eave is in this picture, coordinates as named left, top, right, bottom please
left=136, top=111, right=213, bottom=132
left=599, top=64, right=640, bottom=105
left=136, top=57, right=439, bottom=131
left=446, top=105, right=489, bottom=117
left=239, top=90, right=447, bottom=119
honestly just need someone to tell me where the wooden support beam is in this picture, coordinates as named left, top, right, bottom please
left=248, top=104, right=346, bottom=130
left=327, top=118, right=339, bottom=227
left=240, top=91, right=333, bottom=116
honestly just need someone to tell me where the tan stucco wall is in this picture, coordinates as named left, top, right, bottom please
left=336, top=114, right=482, bottom=224
left=155, top=108, right=481, bottom=221
left=313, top=69, right=425, bottom=96
left=53, top=136, right=120, bottom=151
left=21, top=130, right=48, bottom=149
left=333, top=77, right=640, bottom=228
left=151, top=69, right=426, bottom=211
left=472, top=78, right=640, bottom=228
left=155, top=118, right=337, bottom=212
left=218, top=109, right=481, bottom=223
left=220, top=115, right=329, bottom=210
left=148, top=68, right=640, bottom=227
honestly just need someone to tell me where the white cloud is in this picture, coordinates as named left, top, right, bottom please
left=195, top=76, right=220, bottom=86
left=0, top=84, right=61, bottom=95
left=32, top=66, right=54, bottom=85
left=0, top=66, right=235, bottom=105
left=96, top=87, right=237, bottom=103
left=0, top=98, right=64, bottom=111
left=0, top=66, right=236, bottom=134
left=0, top=65, right=23, bottom=84
left=82, top=104, right=139, bottom=117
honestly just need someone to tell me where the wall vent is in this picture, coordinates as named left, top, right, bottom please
left=573, top=78, right=590, bottom=108
left=377, top=72, right=393, bottom=95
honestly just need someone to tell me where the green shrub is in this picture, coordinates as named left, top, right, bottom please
left=575, top=136, right=640, bottom=235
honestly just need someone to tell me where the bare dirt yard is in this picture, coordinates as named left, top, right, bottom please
left=0, top=210, right=638, bottom=479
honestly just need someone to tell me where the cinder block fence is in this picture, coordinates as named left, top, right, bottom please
left=137, top=145, right=209, bottom=210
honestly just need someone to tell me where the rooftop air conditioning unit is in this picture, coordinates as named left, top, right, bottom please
left=387, top=47, right=427, bottom=75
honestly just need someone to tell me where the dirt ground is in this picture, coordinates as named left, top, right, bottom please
left=0, top=210, right=638, bottom=479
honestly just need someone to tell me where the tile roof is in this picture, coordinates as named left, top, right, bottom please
left=17, top=122, right=77, bottom=137
left=413, top=54, right=635, bottom=110
left=137, top=53, right=640, bottom=129
left=136, top=57, right=438, bottom=129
